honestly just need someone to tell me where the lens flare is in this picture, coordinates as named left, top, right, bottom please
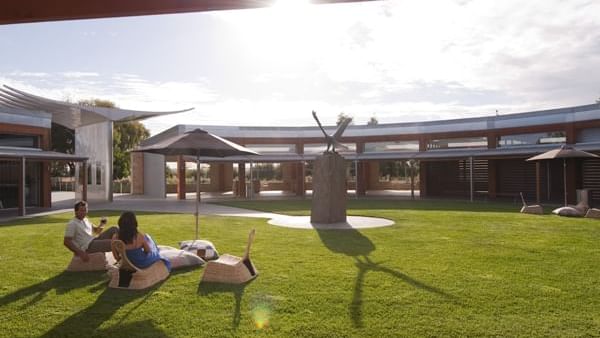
left=252, top=303, right=271, bottom=329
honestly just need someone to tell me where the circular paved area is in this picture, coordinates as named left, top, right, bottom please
left=268, top=215, right=394, bottom=229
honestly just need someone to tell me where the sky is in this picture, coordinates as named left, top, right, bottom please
left=1, top=0, right=599, bottom=136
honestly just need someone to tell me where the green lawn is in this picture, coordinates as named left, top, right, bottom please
left=1, top=199, right=600, bottom=337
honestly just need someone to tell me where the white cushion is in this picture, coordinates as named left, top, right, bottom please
left=160, top=249, right=205, bottom=269
left=552, top=206, right=583, bottom=217
left=179, top=239, right=219, bottom=260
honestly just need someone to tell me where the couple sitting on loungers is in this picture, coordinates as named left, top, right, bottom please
left=63, top=201, right=170, bottom=271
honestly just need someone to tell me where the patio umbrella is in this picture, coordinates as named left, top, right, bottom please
left=526, top=144, right=599, bottom=206
left=133, top=128, right=259, bottom=239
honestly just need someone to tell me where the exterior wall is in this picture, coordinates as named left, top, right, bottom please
left=130, top=152, right=144, bottom=194
left=139, top=104, right=600, bottom=202
left=75, top=121, right=113, bottom=202
left=0, top=114, right=52, bottom=209
left=143, top=153, right=165, bottom=198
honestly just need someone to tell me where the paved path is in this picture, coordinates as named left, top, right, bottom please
left=0, top=193, right=394, bottom=229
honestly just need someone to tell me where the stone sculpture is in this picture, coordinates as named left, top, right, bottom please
left=310, top=111, right=352, bottom=224
left=312, top=110, right=352, bottom=153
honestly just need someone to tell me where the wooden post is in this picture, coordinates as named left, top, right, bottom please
left=296, top=161, right=305, bottom=197
left=535, top=161, right=541, bottom=203
left=18, top=157, right=25, bottom=216
left=238, top=162, right=246, bottom=198
left=488, top=159, right=497, bottom=199
left=82, top=161, right=88, bottom=202
left=177, top=155, right=186, bottom=200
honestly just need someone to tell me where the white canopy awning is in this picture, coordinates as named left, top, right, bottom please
left=0, top=85, right=193, bottom=130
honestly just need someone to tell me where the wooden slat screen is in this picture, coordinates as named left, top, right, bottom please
left=583, top=157, right=600, bottom=207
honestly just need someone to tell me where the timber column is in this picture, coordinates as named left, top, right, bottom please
left=177, top=156, right=186, bottom=200
left=238, top=163, right=246, bottom=198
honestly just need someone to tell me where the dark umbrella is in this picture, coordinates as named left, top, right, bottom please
left=526, top=144, right=599, bottom=206
left=133, top=128, right=259, bottom=239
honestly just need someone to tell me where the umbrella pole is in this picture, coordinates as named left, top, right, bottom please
left=563, top=158, right=567, bottom=206
left=196, top=158, right=200, bottom=240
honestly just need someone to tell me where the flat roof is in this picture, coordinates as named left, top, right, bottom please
left=0, top=146, right=88, bottom=161
left=148, top=103, right=600, bottom=141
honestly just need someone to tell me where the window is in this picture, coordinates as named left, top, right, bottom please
left=96, top=162, right=102, bottom=185
left=364, top=140, right=419, bottom=153
left=427, top=137, right=487, bottom=150
left=245, top=144, right=296, bottom=154
left=0, top=134, right=38, bottom=148
left=304, top=143, right=356, bottom=154
left=498, top=131, right=565, bottom=147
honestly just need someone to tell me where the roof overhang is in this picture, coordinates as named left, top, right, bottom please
left=0, top=85, right=193, bottom=130
left=0, top=146, right=88, bottom=161
left=157, top=142, right=600, bottom=163
left=0, top=0, right=378, bottom=25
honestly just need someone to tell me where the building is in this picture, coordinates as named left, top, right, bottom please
left=133, top=103, right=600, bottom=206
left=0, top=85, right=189, bottom=215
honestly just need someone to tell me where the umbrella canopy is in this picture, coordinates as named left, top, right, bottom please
left=133, top=128, right=259, bottom=239
left=526, top=144, right=599, bottom=206
left=526, top=144, right=599, bottom=161
left=134, top=128, right=258, bottom=158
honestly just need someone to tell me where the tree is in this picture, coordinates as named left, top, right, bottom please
left=78, top=98, right=150, bottom=180
left=50, top=123, right=75, bottom=176
left=367, top=116, right=379, bottom=126
left=113, top=121, right=149, bottom=179
left=336, top=112, right=354, bottom=126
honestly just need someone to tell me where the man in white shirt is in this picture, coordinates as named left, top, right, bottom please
left=63, top=201, right=118, bottom=262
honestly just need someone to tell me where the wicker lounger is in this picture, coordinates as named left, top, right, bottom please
left=201, top=229, right=258, bottom=284
left=108, top=240, right=169, bottom=290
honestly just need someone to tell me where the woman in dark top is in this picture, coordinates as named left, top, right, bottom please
left=112, top=211, right=171, bottom=271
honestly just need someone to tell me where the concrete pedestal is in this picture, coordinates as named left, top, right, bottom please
left=311, top=152, right=347, bottom=223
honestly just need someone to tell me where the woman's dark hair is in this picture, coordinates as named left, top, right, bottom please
left=118, top=211, right=138, bottom=244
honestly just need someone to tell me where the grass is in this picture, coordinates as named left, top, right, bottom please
left=1, top=199, right=600, bottom=337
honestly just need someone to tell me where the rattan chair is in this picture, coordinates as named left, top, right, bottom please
left=201, top=229, right=258, bottom=284
left=108, top=240, right=169, bottom=290
left=520, top=192, right=543, bottom=215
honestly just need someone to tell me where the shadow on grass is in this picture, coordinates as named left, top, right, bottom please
left=197, top=280, right=253, bottom=330
left=41, top=283, right=163, bottom=337
left=0, top=271, right=106, bottom=309
left=0, top=270, right=167, bottom=336
left=316, top=228, right=457, bottom=328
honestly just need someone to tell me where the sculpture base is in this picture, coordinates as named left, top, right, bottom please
left=311, top=152, right=347, bottom=224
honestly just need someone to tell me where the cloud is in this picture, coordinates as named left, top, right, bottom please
left=3, top=0, right=600, bottom=136
left=8, top=71, right=49, bottom=78
left=62, top=71, right=99, bottom=78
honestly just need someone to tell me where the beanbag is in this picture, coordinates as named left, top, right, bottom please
left=552, top=206, right=583, bottom=217
left=66, top=252, right=116, bottom=271
left=179, top=240, right=219, bottom=260
left=158, top=246, right=205, bottom=269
